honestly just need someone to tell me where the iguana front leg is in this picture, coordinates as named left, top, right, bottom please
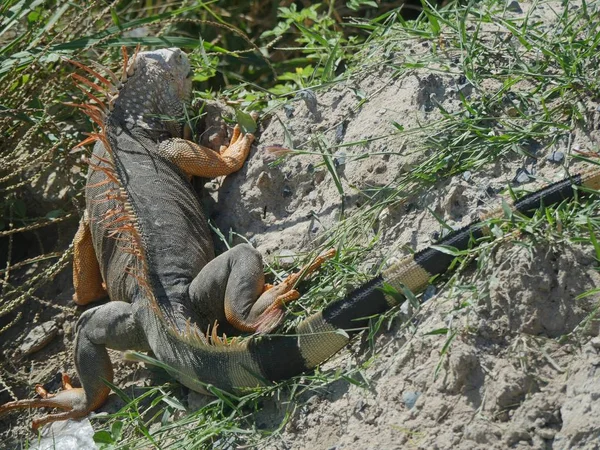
left=72, top=211, right=107, bottom=305
left=158, top=125, right=254, bottom=178
left=188, top=245, right=335, bottom=334
left=0, top=302, right=149, bottom=429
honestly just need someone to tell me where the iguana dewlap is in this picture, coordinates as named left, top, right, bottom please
left=2, top=47, right=600, bottom=431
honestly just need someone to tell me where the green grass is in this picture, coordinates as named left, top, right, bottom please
left=2, top=0, right=600, bottom=448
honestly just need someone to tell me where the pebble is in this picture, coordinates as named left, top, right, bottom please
left=283, top=104, right=295, bottom=119
left=277, top=249, right=296, bottom=267
left=507, top=0, right=523, bottom=13
left=462, top=170, right=472, bottom=182
left=400, top=300, right=412, bottom=316
left=334, top=151, right=347, bottom=167
left=547, top=151, right=564, bottom=163
left=296, top=89, right=318, bottom=112
left=18, top=321, right=58, bottom=356
left=402, top=391, right=422, bottom=409
left=335, top=121, right=347, bottom=143
left=514, top=167, right=531, bottom=184
left=591, top=336, right=600, bottom=350
left=423, top=285, right=437, bottom=302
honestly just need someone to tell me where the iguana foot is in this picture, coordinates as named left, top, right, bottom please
left=0, top=373, right=94, bottom=430
left=249, top=248, right=337, bottom=333
left=158, top=124, right=255, bottom=178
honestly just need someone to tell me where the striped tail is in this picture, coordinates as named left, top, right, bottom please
left=249, top=168, right=600, bottom=380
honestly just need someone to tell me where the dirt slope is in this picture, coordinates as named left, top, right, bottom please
left=2, top=1, right=600, bottom=448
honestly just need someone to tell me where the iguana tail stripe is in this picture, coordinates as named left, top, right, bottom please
left=248, top=276, right=390, bottom=380
left=246, top=169, right=600, bottom=384
left=514, top=174, right=581, bottom=214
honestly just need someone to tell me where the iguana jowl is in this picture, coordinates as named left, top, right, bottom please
left=2, top=47, right=600, bottom=430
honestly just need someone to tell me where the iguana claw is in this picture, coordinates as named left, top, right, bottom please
left=250, top=248, right=337, bottom=333
left=0, top=373, right=94, bottom=430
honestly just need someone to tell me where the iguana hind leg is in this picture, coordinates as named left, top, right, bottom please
left=0, top=302, right=149, bottom=429
left=158, top=125, right=254, bottom=178
left=72, top=212, right=107, bottom=305
left=188, top=245, right=335, bottom=334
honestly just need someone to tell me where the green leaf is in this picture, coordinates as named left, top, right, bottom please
left=391, top=121, right=404, bottom=131
left=424, top=328, right=449, bottom=336
left=94, top=431, right=114, bottom=444
left=321, top=40, right=339, bottom=82
left=347, top=0, right=378, bottom=11
left=111, top=421, right=123, bottom=441
left=322, top=152, right=344, bottom=197
left=110, top=8, right=121, bottom=28
left=161, top=395, right=186, bottom=411
left=429, top=245, right=462, bottom=256
left=501, top=198, right=513, bottom=219
left=378, top=282, right=405, bottom=304
left=235, top=109, right=257, bottom=134
left=295, top=23, right=330, bottom=48
left=45, top=209, right=64, bottom=220
left=422, top=2, right=440, bottom=35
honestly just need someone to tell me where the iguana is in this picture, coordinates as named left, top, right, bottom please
left=2, top=47, right=600, bottom=430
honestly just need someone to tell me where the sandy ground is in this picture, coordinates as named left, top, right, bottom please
left=2, top=1, right=600, bottom=448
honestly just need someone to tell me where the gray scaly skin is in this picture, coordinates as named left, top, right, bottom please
left=2, top=47, right=600, bottom=430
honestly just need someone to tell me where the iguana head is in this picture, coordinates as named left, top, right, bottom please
left=111, top=47, right=193, bottom=138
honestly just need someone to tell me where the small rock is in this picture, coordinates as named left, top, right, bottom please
left=505, top=429, right=532, bottom=446
left=283, top=104, right=295, bottom=119
left=400, top=300, right=412, bottom=316
left=335, top=121, right=347, bottom=143
left=591, top=336, right=600, bottom=350
left=256, top=171, right=271, bottom=188
left=402, top=391, right=422, bottom=409
left=547, top=151, right=564, bottom=163
left=463, top=170, right=472, bottom=182
left=282, top=186, right=293, bottom=197
left=536, top=428, right=556, bottom=440
left=19, top=321, right=58, bottom=356
left=314, top=170, right=326, bottom=184
left=354, top=399, right=366, bottom=413
left=423, top=285, right=437, bottom=301
left=277, top=249, right=296, bottom=267
left=507, top=0, right=523, bottom=13
left=334, top=151, right=347, bottom=167
left=296, top=89, right=320, bottom=120
left=514, top=167, right=531, bottom=184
